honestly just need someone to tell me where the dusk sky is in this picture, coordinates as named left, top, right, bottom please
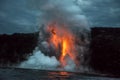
left=0, top=0, right=120, bottom=34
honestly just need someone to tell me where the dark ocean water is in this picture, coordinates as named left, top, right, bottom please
left=0, top=67, right=119, bottom=80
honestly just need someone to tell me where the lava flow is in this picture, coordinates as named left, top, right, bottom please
left=47, top=22, right=79, bottom=67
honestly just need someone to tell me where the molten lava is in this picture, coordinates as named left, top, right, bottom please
left=47, top=22, right=78, bottom=67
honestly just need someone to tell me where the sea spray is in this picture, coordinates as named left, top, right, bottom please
left=19, top=47, right=60, bottom=70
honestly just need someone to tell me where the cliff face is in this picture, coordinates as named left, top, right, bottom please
left=0, top=27, right=120, bottom=75
left=0, top=32, right=39, bottom=66
left=90, top=27, right=120, bottom=75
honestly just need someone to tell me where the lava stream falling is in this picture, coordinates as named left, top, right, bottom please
left=47, top=22, right=79, bottom=68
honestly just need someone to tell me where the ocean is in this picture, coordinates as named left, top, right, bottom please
left=0, top=67, right=119, bottom=80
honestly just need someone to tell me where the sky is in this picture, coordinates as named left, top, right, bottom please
left=0, top=0, right=120, bottom=34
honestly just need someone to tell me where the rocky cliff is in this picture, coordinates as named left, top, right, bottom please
left=0, top=32, right=39, bottom=66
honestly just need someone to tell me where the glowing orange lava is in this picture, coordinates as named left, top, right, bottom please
left=47, top=22, right=78, bottom=67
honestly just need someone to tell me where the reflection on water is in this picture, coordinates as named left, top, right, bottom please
left=48, top=71, right=72, bottom=80
left=59, top=72, right=70, bottom=76
left=0, top=68, right=120, bottom=80
left=47, top=71, right=119, bottom=80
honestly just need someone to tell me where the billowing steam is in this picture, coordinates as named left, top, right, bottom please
left=28, top=0, right=90, bottom=30
left=40, top=0, right=89, bottom=28
left=19, top=47, right=77, bottom=71
left=19, top=0, right=90, bottom=71
left=19, top=47, right=60, bottom=70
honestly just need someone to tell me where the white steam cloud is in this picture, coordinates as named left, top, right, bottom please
left=19, top=47, right=77, bottom=71
left=28, top=0, right=90, bottom=30
left=19, top=47, right=60, bottom=70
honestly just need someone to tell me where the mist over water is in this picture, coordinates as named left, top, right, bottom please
left=19, top=47, right=77, bottom=71
left=19, top=47, right=60, bottom=70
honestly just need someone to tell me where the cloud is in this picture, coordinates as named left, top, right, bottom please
left=76, top=0, right=120, bottom=27
left=0, top=0, right=41, bottom=34
left=0, top=0, right=120, bottom=34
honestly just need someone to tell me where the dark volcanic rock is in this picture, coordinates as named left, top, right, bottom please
left=0, top=32, right=39, bottom=66
left=90, top=27, right=120, bottom=76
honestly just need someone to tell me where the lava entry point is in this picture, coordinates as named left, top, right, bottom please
left=90, top=27, right=120, bottom=76
left=0, top=67, right=119, bottom=80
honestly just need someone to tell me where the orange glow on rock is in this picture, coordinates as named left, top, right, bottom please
left=47, top=22, right=79, bottom=67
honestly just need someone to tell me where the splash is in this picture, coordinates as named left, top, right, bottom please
left=19, top=47, right=60, bottom=70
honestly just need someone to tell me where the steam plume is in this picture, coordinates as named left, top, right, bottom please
left=28, top=0, right=90, bottom=31
left=19, top=0, right=90, bottom=71
left=19, top=47, right=60, bottom=70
